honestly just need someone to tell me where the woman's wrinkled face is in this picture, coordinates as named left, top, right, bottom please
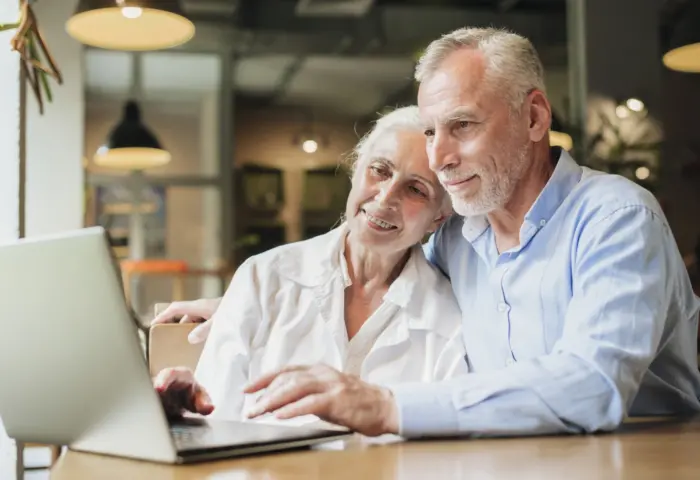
left=345, top=128, right=447, bottom=254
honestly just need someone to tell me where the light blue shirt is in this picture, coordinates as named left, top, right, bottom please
left=391, top=148, right=700, bottom=437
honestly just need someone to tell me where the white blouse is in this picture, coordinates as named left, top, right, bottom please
left=194, top=225, right=468, bottom=424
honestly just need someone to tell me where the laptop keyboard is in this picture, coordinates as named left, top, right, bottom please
left=169, top=417, right=352, bottom=454
left=170, top=419, right=218, bottom=450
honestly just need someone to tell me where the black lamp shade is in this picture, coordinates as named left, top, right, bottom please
left=94, top=101, right=171, bottom=170
left=662, top=1, right=700, bottom=73
left=107, top=101, right=161, bottom=149
left=66, top=0, right=195, bottom=51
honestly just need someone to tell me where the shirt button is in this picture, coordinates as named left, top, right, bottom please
left=506, top=358, right=515, bottom=366
left=539, top=219, right=547, bottom=227
left=497, top=302, right=509, bottom=312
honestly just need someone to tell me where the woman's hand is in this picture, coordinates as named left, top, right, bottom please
left=153, top=367, right=215, bottom=418
left=150, top=298, right=222, bottom=344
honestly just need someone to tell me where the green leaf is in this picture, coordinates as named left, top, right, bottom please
left=39, top=69, right=52, bottom=102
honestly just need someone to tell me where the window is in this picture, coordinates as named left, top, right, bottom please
left=0, top=0, right=21, bottom=473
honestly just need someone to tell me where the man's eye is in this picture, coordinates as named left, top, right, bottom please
left=458, top=121, right=470, bottom=129
left=424, top=129, right=435, bottom=137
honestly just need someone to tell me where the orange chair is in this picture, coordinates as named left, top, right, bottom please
left=120, top=259, right=190, bottom=307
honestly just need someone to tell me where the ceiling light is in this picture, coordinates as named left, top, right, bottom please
left=94, top=101, right=171, bottom=170
left=549, top=131, right=573, bottom=151
left=662, top=1, right=700, bottom=73
left=66, top=0, right=195, bottom=51
left=625, top=98, right=645, bottom=112
left=121, top=6, right=142, bottom=19
left=635, top=166, right=651, bottom=181
left=615, top=105, right=631, bottom=119
left=302, top=139, right=319, bottom=154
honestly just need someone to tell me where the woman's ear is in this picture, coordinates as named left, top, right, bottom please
left=428, top=196, right=453, bottom=233
left=427, top=213, right=449, bottom=234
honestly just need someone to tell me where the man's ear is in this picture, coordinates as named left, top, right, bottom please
left=526, top=89, right=551, bottom=143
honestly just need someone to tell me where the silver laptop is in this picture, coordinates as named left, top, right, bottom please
left=0, top=227, right=350, bottom=464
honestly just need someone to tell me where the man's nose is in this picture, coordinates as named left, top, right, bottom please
left=428, top=131, right=460, bottom=173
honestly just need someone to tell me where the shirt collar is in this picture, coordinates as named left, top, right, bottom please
left=523, top=147, right=582, bottom=230
left=278, top=225, right=433, bottom=329
left=339, top=232, right=352, bottom=288
left=382, top=244, right=421, bottom=309
left=340, top=237, right=420, bottom=309
left=461, top=147, right=582, bottom=244
left=277, top=223, right=348, bottom=287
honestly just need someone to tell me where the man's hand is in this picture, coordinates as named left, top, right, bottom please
left=153, top=367, right=215, bottom=418
left=150, top=298, right=222, bottom=344
left=243, top=365, right=399, bottom=437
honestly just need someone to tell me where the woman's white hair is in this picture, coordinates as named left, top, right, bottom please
left=347, top=105, right=453, bottom=216
left=351, top=105, right=423, bottom=170
left=415, top=27, right=546, bottom=110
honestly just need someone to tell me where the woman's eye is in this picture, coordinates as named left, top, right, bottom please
left=424, top=129, right=435, bottom=137
left=458, top=120, right=469, bottom=129
left=370, top=165, right=389, bottom=177
left=409, top=185, right=427, bottom=198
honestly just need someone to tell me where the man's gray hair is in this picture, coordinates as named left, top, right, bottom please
left=415, top=27, right=546, bottom=110
left=351, top=105, right=423, bottom=170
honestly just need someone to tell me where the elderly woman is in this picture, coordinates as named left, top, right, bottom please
left=155, top=106, right=467, bottom=424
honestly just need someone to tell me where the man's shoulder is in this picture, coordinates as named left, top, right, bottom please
left=432, top=214, right=467, bottom=246
left=567, top=168, right=666, bottom=226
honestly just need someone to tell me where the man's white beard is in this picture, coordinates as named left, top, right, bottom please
left=450, top=144, right=530, bottom=217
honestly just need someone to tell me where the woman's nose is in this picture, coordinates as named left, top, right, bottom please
left=429, top=131, right=460, bottom=172
left=376, top=181, right=400, bottom=209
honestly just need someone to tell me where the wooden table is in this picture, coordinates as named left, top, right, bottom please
left=50, top=418, right=700, bottom=479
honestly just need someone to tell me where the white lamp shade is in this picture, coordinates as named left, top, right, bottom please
left=66, top=1, right=195, bottom=51
left=94, top=146, right=171, bottom=170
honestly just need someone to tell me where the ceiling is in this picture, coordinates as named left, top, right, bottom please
left=85, top=0, right=568, bottom=118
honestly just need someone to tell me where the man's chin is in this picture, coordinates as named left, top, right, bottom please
left=451, top=198, right=492, bottom=217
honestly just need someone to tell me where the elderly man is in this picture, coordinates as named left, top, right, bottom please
left=155, top=27, right=700, bottom=438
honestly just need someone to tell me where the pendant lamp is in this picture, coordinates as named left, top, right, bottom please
left=662, top=1, right=700, bottom=73
left=94, top=100, right=171, bottom=170
left=66, top=0, right=195, bottom=51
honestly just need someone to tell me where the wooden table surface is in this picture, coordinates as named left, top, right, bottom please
left=50, top=418, right=700, bottom=480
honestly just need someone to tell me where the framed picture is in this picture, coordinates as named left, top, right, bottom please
left=237, top=165, right=284, bottom=210
left=303, top=166, right=350, bottom=212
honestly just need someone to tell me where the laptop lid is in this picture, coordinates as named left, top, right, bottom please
left=0, top=227, right=178, bottom=463
left=0, top=227, right=351, bottom=465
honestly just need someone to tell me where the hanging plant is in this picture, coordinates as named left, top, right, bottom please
left=0, top=0, right=62, bottom=114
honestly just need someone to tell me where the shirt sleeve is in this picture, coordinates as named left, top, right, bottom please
left=430, top=326, right=471, bottom=381
left=422, top=222, right=449, bottom=276
left=194, top=258, right=264, bottom=421
left=391, top=205, right=677, bottom=437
